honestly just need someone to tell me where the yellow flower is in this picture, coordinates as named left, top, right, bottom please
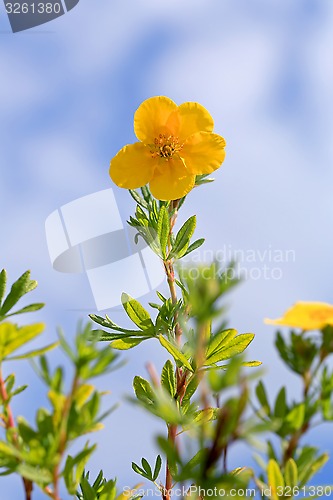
left=109, top=96, right=226, bottom=200
left=264, top=301, right=333, bottom=331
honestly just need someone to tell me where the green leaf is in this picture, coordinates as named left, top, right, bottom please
left=57, top=329, right=75, bottom=362
left=16, top=463, right=53, bottom=485
left=299, top=453, right=329, bottom=486
left=195, top=174, right=215, bottom=185
left=242, top=360, right=262, bottom=367
left=121, top=293, right=153, bottom=331
left=12, top=385, right=28, bottom=397
left=267, top=459, right=284, bottom=500
left=141, top=458, right=152, bottom=479
left=185, top=449, right=207, bottom=471
left=192, top=408, right=219, bottom=426
left=37, top=355, right=50, bottom=384
left=296, top=446, right=317, bottom=471
left=135, top=204, right=149, bottom=224
left=129, top=189, right=149, bottom=209
left=156, top=436, right=179, bottom=477
left=133, top=385, right=183, bottom=424
left=64, top=445, right=96, bottom=494
left=0, top=271, right=37, bottom=316
left=132, top=462, right=148, bottom=480
left=0, top=441, right=21, bottom=459
left=91, top=330, right=139, bottom=343
left=78, top=475, right=96, bottom=500
left=74, top=384, right=95, bottom=408
left=4, top=303, right=44, bottom=318
left=274, top=387, right=286, bottom=419
left=141, top=185, right=152, bottom=203
left=183, top=238, right=205, bottom=257
left=157, top=205, right=170, bottom=259
left=150, top=199, right=159, bottom=223
left=133, top=376, right=155, bottom=406
left=158, top=335, right=193, bottom=372
left=204, top=333, right=254, bottom=365
left=0, top=269, right=7, bottom=307
left=89, top=314, right=141, bottom=335
left=6, top=341, right=59, bottom=361
left=161, top=360, right=176, bottom=397
left=175, top=279, right=188, bottom=299
left=153, top=455, right=162, bottom=481
left=148, top=302, right=161, bottom=310
left=99, top=482, right=118, bottom=500
left=110, top=337, right=148, bottom=350
left=171, top=215, right=196, bottom=258
left=17, top=416, right=38, bottom=442
left=285, top=458, right=298, bottom=488
left=91, top=469, right=104, bottom=489
left=256, top=381, right=270, bottom=415
left=206, top=329, right=237, bottom=358
left=0, top=322, right=45, bottom=361
left=286, top=404, right=305, bottom=432
left=182, top=375, right=199, bottom=403
left=267, top=440, right=278, bottom=461
left=156, top=291, right=167, bottom=303
left=5, top=374, right=15, bottom=394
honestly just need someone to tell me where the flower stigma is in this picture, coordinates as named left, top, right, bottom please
left=151, top=134, right=183, bottom=160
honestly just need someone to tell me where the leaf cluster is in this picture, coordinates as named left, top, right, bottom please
left=128, top=188, right=204, bottom=261
left=0, top=271, right=122, bottom=499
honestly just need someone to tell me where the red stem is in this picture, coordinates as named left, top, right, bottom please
left=0, top=366, right=33, bottom=500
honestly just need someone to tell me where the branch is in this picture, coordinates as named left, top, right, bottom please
left=0, top=365, right=33, bottom=500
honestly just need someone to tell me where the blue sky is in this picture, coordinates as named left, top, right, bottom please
left=1, top=0, right=333, bottom=497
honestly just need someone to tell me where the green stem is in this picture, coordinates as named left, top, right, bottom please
left=163, top=199, right=185, bottom=498
left=164, top=260, right=182, bottom=344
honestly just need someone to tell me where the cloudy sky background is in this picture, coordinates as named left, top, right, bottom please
left=1, top=0, right=333, bottom=497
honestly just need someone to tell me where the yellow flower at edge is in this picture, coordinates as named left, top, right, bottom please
left=109, top=96, right=226, bottom=201
left=264, top=301, right=333, bottom=331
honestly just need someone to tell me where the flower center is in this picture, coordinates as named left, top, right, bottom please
left=150, top=134, right=183, bottom=160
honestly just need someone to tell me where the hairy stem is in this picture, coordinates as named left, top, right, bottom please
left=0, top=366, right=33, bottom=500
left=164, top=260, right=182, bottom=344
left=164, top=424, right=177, bottom=500
left=197, top=322, right=210, bottom=411
left=163, top=199, right=185, bottom=498
left=283, top=359, right=320, bottom=464
left=52, top=373, right=79, bottom=500
left=283, top=422, right=309, bottom=464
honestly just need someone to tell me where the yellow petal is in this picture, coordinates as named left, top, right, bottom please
left=181, top=132, right=226, bottom=175
left=134, top=96, right=179, bottom=143
left=264, top=301, right=333, bottom=331
left=149, top=157, right=195, bottom=200
left=177, top=101, right=214, bottom=141
left=109, top=142, right=156, bottom=189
